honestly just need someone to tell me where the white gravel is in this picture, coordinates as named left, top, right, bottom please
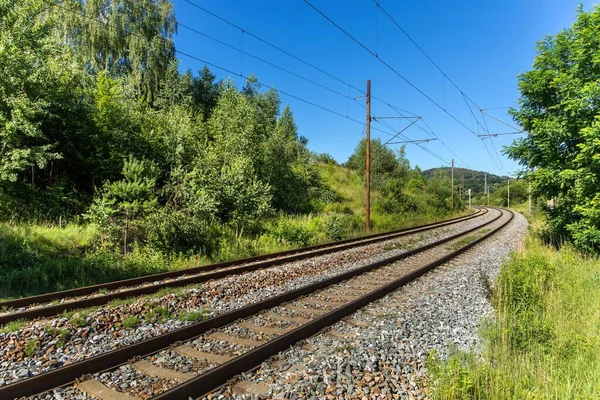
left=211, top=210, right=528, bottom=399
left=1, top=211, right=499, bottom=388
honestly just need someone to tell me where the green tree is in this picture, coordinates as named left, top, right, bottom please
left=347, top=138, right=404, bottom=190
left=506, top=5, right=600, bottom=252
left=86, top=156, right=158, bottom=253
left=63, top=0, right=177, bottom=104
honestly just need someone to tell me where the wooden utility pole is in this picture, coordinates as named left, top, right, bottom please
left=528, top=180, right=532, bottom=216
left=507, top=179, right=510, bottom=208
left=365, top=80, right=371, bottom=232
left=461, top=174, right=465, bottom=200
left=451, top=159, right=454, bottom=209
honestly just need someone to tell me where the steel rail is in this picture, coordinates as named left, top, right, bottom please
left=0, top=209, right=487, bottom=325
left=0, top=208, right=504, bottom=399
left=158, top=208, right=514, bottom=400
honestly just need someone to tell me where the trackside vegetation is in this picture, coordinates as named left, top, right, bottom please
left=428, top=226, right=600, bottom=399
left=429, top=5, right=600, bottom=397
left=507, top=4, right=600, bottom=254
left=0, top=0, right=465, bottom=299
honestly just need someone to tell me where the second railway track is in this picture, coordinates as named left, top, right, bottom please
left=0, top=209, right=488, bottom=325
left=0, top=207, right=513, bottom=399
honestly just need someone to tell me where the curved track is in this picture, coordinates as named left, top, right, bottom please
left=0, top=209, right=488, bottom=325
left=0, top=208, right=513, bottom=399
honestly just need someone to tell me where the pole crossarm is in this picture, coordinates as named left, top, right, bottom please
left=387, top=138, right=438, bottom=145
left=383, top=117, right=421, bottom=145
left=477, top=131, right=523, bottom=138
left=473, top=106, right=522, bottom=132
left=371, top=116, right=420, bottom=120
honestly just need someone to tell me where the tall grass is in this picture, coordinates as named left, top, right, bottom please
left=428, top=235, right=600, bottom=399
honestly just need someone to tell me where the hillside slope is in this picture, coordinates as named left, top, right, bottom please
left=423, top=167, right=509, bottom=195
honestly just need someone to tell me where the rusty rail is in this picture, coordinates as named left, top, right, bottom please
left=0, top=209, right=486, bottom=325
left=0, top=208, right=508, bottom=400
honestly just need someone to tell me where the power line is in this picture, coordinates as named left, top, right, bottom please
left=183, top=0, right=469, bottom=165
left=43, top=0, right=399, bottom=138
left=364, top=1, right=519, bottom=174
left=303, top=0, right=480, bottom=138
left=48, top=0, right=469, bottom=169
left=372, top=113, right=452, bottom=165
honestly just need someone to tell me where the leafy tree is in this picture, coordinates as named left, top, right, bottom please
left=347, top=139, right=404, bottom=190
left=86, top=156, right=158, bottom=253
left=506, top=5, right=600, bottom=252
left=0, top=0, right=63, bottom=183
left=62, top=0, right=177, bottom=104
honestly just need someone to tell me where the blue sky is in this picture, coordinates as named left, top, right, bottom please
left=172, top=0, right=595, bottom=176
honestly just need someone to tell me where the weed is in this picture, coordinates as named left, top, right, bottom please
left=44, top=325, right=70, bottom=338
left=335, top=343, right=355, bottom=352
left=107, top=297, right=136, bottom=308
left=122, top=315, right=140, bottom=329
left=0, top=319, right=28, bottom=333
left=477, top=268, right=493, bottom=301
left=70, top=311, right=90, bottom=327
left=23, top=338, right=38, bottom=357
left=145, top=306, right=170, bottom=323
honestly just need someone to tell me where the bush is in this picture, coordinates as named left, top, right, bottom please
left=146, top=207, right=221, bottom=257
left=265, top=215, right=316, bottom=247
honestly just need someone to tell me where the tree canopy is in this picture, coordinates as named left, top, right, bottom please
left=506, top=5, right=600, bottom=252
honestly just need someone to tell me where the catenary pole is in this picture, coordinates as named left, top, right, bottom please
left=366, top=80, right=371, bottom=232
left=451, top=159, right=454, bottom=209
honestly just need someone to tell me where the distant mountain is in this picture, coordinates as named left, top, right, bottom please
left=422, top=167, right=509, bottom=195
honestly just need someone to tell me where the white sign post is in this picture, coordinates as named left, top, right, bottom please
left=468, top=189, right=471, bottom=208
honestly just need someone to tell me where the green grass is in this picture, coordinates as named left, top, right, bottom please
left=0, top=319, right=28, bottom=333
left=23, top=338, right=38, bottom=357
left=447, top=229, right=491, bottom=251
left=122, top=315, right=140, bottom=329
left=178, top=309, right=212, bottom=322
left=44, top=325, right=70, bottom=338
left=144, top=305, right=170, bottom=323
left=428, top=234, right=600, bottom=399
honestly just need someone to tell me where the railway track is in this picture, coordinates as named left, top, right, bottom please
left=0, top=208, right=488, bottom=325
left=0, top=207, right=513, bottom=399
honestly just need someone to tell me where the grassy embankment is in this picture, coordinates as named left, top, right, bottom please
left=0, top=163, right=467, bottom=300
left=428, top=209, right=600, bottom=399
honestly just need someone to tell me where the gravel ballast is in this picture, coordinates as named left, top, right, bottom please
left=1, top=211, right=500, bottom=387
left=208, top=211, right=528, bottom=399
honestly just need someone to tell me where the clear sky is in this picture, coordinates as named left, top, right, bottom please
left=171, top=0, right=596, bottom=176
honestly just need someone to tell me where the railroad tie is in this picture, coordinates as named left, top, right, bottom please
left=238, top=321, right=290, bottom=335
left=301, top=343, right=327, bottom=352
left=232, top=381, right=271, bottom=396
left=174, top=345, right=233, bottom=364
left=336, top=288, right=372, bottom=295
left=76, top=379, right=141, bottom=400
left=207, top=332, right=266, bottom=347
left=131, top=360, right=192, bottom=382
left=300, top=298, right=345, bottom=307
left=284, top=304, right=329, bottom=315
left=263, top=312, right=310, bottom=324
left=320, top=293, right=358, bottom=302
left=345, top=319, right=369, bottom=327
left=326, top=330, right=352, bottom=339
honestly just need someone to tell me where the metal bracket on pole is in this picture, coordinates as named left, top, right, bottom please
left=383, top=117, right=422, bottom=145
left=387, top=138, right=437, bottom=145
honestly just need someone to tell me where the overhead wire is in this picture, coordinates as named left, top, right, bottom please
left=368, top=0, right=518, bottom=172
left=303, top=0, right=480, bottom=137
left=47, top=0, right=470, bottom=169
left=183, top=0, right=469, bottom=165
